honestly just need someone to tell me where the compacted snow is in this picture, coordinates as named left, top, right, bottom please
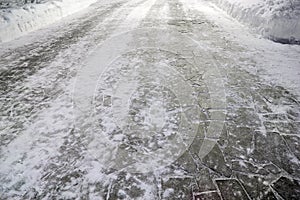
left=0, top=0, right=300, bottom=199
left=210, top=0, right=300, bottom=44
left=0, top=0, right=97, bottom=42
left=1, top=0, right=299, bottom=44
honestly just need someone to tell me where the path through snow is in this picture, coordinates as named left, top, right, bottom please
left=0, top=0, right=300, bottom=199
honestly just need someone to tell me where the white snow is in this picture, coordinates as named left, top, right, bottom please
left=210, top=0, right=300, bottom=43
left=2, top=0, right=299, bottom=44
left=182, top=0, right=300, bottom=96
left=0, top=0, right=97, bottom=43
left=0, top=0, right=300, bottom=198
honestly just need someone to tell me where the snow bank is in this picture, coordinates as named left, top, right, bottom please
left=210, top=0, right=300, bottom=44
left=0, top=0, right=97, bottom=43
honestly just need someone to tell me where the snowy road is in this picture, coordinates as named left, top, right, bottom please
left=1, top=0, right=300, bottom=199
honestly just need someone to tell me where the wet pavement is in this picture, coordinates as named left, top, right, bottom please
left=0, top=0, right=300, bottom=199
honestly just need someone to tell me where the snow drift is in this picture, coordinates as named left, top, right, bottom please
left=210, top=0, right=300, bottom=44
left=0, top=0, right=97, bottom=43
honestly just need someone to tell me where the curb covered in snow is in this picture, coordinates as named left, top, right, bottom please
left=210, top=0, right=300, bottom=44
left=0, top=0, right=97, bottom=43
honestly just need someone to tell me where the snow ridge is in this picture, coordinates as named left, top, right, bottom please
left=210, top=0, right=300, bottom=44
left=0, top=0, right=97, bottom=43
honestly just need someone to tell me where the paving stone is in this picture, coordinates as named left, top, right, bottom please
left=172, top=150, right=199, bottom=174
left=236, top=173, right=270, bottom=200
left=226, top=107, right=261, bottom=127
left=261, top=189, right=278, bottom=200
left=223, top=126, right=255, bottom=160
left=260, top=163, right=282, bottom=175
left=107, top=172, right=153, bottom=199
left=282, top=135, right=300, bottom=160
left=202, top=144, right=232, bottom=177
left=257, top=86, right=298, bottom=106
left=232, top=159, right=281, bottom=177
left=271, top=177, right=300, bottom=200
left=253, top=132, right=300, bottom=176
left=276, top=121, right=300, bottom=135
left=262, top=113, right=287, bottom=121
left=263, top=121, right=278, bottom=132
left=161, top=177, right=195, bottom=200
left=195, top=168, right=218, bottom=192
left=215, top=179, right=250, bottom=200
left=188, top=125, right=205, bottom=159
left=209, top=110, right=226, bottom=121
left=251, top=93, right=273, bottom=114
left=286, top=109, right=300, bottom=121
left=226, top=88, right=253, bottom=107
left=216, top=124, right=229, bottom=148
left=193, top=191, right=221, bottom=200
left=232, top=160, right=262, bottom=175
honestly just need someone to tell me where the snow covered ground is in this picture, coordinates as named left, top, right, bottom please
left=0, top=0, right=300, bottom=199
left=0, top=0, right=97, bottom=42
left=210, top=0, right=300, bottom=44
left=2, top=0, right=299, bottom=44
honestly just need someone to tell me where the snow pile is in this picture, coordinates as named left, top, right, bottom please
left=210, top=0, right=300, bottom=44
left=0, top=1, right=50, bottom=9
left=0, top=0, right=97, bottom=43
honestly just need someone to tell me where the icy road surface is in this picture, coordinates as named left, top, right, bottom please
left=0, top=0, right=300, bottom=199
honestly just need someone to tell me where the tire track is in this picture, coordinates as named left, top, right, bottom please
left=0, top=0, right=162, bottom=199
left=0, top=0, right=150, bottom=147
left=0, top=0, right=156, bottom=199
